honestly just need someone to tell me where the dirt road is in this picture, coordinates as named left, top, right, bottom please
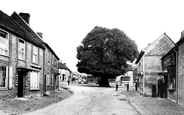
left=24, top=83, right=139, bottom=115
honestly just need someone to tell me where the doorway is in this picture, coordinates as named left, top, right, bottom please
left=17, top=71, right=26, bottom=97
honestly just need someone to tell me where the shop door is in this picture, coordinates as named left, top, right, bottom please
left=17, top=71, right=25, bottom=97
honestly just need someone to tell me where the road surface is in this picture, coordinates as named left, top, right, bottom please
left=24, top=83, right=140, bottom=115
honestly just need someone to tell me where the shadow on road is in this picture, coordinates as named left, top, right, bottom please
left=72, top=82, right=116, bottom=88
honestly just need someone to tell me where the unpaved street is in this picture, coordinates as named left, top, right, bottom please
left=24, top=83, right=139, bottom=115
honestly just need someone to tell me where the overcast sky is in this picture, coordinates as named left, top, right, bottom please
left=1, top=0, right=184, bottom=72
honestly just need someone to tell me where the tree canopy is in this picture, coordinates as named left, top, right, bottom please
left=76, top=26, right=138, bottom=86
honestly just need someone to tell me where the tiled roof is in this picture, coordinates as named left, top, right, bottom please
left=44, top=42, right=60, bottom=60
left=58, top=62, right=71, bottom=72
left=10, top=12, right=44, bottom=49
left=0, top=10, right=44, bottom=49
left=145, top=34, right=175, bottom=56
left=126, top=64, right=133, bottom=71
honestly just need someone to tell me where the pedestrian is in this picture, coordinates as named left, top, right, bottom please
left=135, top=82, right=138, bottom=91
left=116, top=81, right=119, bottom=91
left=127, top=83, right=129, bottom=91
left=68, top=76, right=70, bottom=85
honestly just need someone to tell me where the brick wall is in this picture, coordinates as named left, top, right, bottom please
left=178, top=43, right=184, bottom=105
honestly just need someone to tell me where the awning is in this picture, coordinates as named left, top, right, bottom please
left=157, top=70, right=168, bottom=75
left=55, top=72, right=60, bottom=75
left=17, top=67, right=40, bottom=72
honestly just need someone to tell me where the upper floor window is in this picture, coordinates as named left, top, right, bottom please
left=32, top=46, right=38, bottom=64
left=0, top=30, right=8, bottom=56
left=18, top=39, right=25, bottom=60
left=52, top=55, right=55, bottom=65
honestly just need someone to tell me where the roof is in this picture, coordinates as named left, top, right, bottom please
left=10, top=12, right=44, bottom=49
left=126, top=64, right=133, bottom=71
left=135, top=33, right=175, bottom=64
left=135, top=50, right=144, bottom=64
left=44, top=42, right=60, bottom=60
left=58, top=62, right=71, bottom=72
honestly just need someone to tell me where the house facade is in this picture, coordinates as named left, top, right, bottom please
left=135, top=33, right=175, bottom=96
left=161, top=31, right=184, bottom=105
left=121, top=64, right=134, bottom=86
left=43, top=42, right=60, bottom=93
left=0, top=11, right=46, bottom=98
left=58, top=62, right=71, bottom=82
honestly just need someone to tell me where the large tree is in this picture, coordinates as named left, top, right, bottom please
left=76, top=26, right=138, bottom=87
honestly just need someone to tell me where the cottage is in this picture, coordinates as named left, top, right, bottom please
left=135, top=33, right=175, bottom=96
left=43, top=42, right=60, bottom=93
left=0, top=10, right=45, bottom=98
left=58, top=62, right=71, bottom=82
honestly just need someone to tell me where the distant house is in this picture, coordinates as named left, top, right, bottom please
left=135, top=33, right=175, bottom=96
left=0, top=10, right=45, bottom=98
left=121, top=64, right=134, bottom=86
left=58, top=62, right=71, bottom=82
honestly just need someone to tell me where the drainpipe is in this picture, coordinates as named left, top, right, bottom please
left=43, top=47, right=46, bottom=95
left=174, top=49, right=178, bottom=104
left=143, top=57, right=145, bottom=95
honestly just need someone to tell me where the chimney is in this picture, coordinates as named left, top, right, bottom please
left=19, top=13, right=30, bottom=25
left=37, top=32, right=43, bottom=39
left=181, top=30, right=184, bottom=40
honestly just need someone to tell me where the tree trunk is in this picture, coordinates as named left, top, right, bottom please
left=99, top=76, right=110, bottom=87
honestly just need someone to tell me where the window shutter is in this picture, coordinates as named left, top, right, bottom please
left=9, top=66, right=13, bottom=89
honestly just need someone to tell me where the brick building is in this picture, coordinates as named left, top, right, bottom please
left=162, top=31, right=184, bottom=105
left=0, top=10, right=61, bottom=98
left=43, top=42, right=60, bottom=93
left=135, top=33, right=175, bottom=96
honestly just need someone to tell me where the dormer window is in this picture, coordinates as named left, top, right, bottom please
left=0, top=30, right=8, bottom=56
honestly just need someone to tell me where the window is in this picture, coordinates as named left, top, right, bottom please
left=30, top=71, right=39, bottom=90
left=52, top=55, right=54, bottom=65
left=32, top=46, right=38, bottom=64
left=167, top=67, right=176, bottom=90
left=18, top=39, right=25, bottom=60
left=51, top=74, right=54, bottom=86
left=0, top=66, right=8, bottom=89
left=0, top=30, right=8, bottom=56
left=48, top=51, right=50, bottom=63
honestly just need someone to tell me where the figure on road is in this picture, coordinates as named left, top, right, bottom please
left=68, top=76, right=70, bottom=85
left=127, top=83, right=129, bottom=91
left=116, top=81, right=119, bottom=91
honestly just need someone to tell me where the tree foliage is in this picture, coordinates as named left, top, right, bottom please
left=76, top=26, right=138, bottom=85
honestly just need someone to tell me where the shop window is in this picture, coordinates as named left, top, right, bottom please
left=0, top=30, right=9, bottom=56
left=167, top=67, right=176, bottom=90
left=0, top=66, right=8, bottom=89
left=30, top=71, right=39, bottom=90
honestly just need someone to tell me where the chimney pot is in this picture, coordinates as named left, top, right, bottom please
left=19, top=13, right=30, bottom=25
left=181, top=30, right=184, bottom=40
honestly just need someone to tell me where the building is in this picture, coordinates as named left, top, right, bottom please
left=58, top=62, right=71, bottom=82
left=135, top=33, right=175, bottom=96
left=161, top=31, right=184, bottom=105
left=121, top=64, right=134, bottom=86
left=0, top=10, right=45, bottom=98
left=43, top=42, right=60, bottom=94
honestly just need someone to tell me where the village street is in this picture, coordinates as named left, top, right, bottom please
left=24, top=83, right=139, bottom=115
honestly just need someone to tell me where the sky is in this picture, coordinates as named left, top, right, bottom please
left=1, top=0, right=184, bottom=72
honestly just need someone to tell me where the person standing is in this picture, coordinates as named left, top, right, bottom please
left=116, top=81, right=119, bottom=91
left=68, top=76, right=70, bottom=85
left=127, top=83, right=129, bottom=91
